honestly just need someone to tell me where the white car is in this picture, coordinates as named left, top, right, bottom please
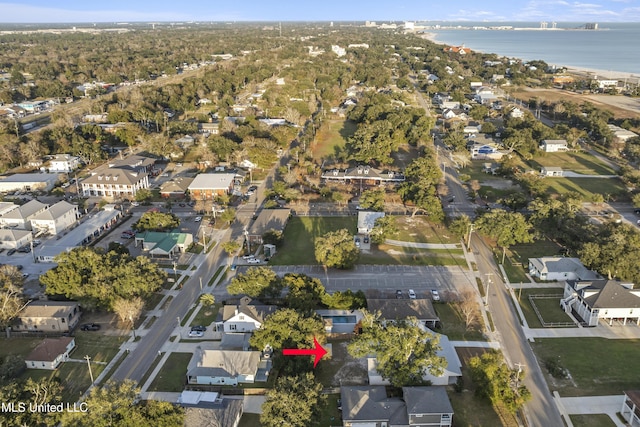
left=408, top=289, right=417, bottom=299
left=247, top=258, right=261, bottom=264
left=188, top=330, right=204, bottom=338
left=194, top=216, right=202, bottom=222
left=431, top=289, right=440, bottom=301
left=242, top=254, right=255, bottom=260
left=131, top=201, right=140, bottom=207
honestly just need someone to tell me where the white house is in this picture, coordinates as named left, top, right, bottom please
left=622, top=391, right=640, bottom=427
left=528, top=257, right=600, bottom=281
left=188, top=173, right=236, bottom=199
left=14, top=301, right=82, bottom=332
left=469, top=143, right=506, bottom=160
left=30, top=201, right=79, bottom=236
left=81, top=155, right=154, bottom=199
left=220, top=297, right=276, bottom=334
left=25, top=337, right=76, bottom=370
left=561, top=280, right=640, bottom=326
left=540, top=166, right=564, bottom=177
left=187, top=346, right=263, bottom=386
left=540, top=139, right=568, bottom=153
left=608, top=124, right=638, bottom=142
left=47, top=154, right=80, bottom=172
left=0, top=229, right=32, bottom=250
left=0, top=200, right=48, bottom=230
left=509, top=107, right=525, bottom=118
left=0, top=173, right=59, bottom=193
left=357, top=211, right=385, bottom=234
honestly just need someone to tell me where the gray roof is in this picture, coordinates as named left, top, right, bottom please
left=248, top=209, right=291, bottom=236
left=184, top=400, right=243, bottom=427
left=403, top=386, right=454, bottom=415
left=542, top=139, right=568, bottom=145
left=340, top=386, right=408, bottom=424
left=18, top=301, right=79, bottom=319
left=358, top=211, right=385, bottom=231
left=31, top=201, right=77, bottom=221
left=0, top=173, right=59, bottom=183
left=367, top=299, right=439, bottom=322
left=222, top=297, right=277, bottom=324
left=321, top=166, right=405, bottom=182
left=187, top=347, right=260, bottom=379
left=529, top=257, right=600, bottom=280
left=82, top=155, right=153, bottom=186
left=569, top=280, right=640, bottom=309
left=160, top=177, right=193, bottom=194
left=0, top=228, right=31, bottom=242
left=188, top=173, right=235, bottom=190
left=2, top=200, right=47, bottom=220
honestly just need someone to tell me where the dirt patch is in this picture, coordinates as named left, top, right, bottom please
left=80, top=312, right=129, bottom=337
left=331, top=341, right=368, bottom=386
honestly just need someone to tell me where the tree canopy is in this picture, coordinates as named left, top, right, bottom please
left=314, top=228, right=359, bottom=269
left=348, top=311, right=446, bottom=387
left=40, top=247, right=166, bottom=310
left=369, top=215, right=397, bottom=244
left=475, top=210, right=534, bottom=251
left=359, top=188, right=386, bottom=211
left=227, top=266, right=282, bottom=298
left=133, top=211, right=180, bottom=232
left=399, top=154, right=444, bottom=221
left=260, top=373, right=326, bottom=427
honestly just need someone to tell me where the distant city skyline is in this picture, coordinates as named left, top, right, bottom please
left=2, top=0, right=640, bottom=23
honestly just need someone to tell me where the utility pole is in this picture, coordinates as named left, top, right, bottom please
left=84, top=355, right=94, bottom=384
left=514, top=362, right=525, bottom=388
left=484, top=273, right=493, bottom=306
left=467, top=223, right=475, bottom=250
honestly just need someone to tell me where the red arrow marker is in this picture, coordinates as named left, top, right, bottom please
left=282, top=337, right=327, bottom=368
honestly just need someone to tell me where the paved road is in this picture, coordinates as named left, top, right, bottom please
left=470, top=233, right=564, bottom=427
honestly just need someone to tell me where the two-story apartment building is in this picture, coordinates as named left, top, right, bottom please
left=14, top=301, right=81, bottom=332
left=81, top=155, right=154, bottom=199
left=30, top=200, right=79, bottom=236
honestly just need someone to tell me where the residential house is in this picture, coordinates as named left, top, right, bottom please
left=0, top=229, right=32, bottom=250
left=25, top=337, right=76, bottom=370
left=246, top=209, right=291, bottom=248
left=0, top=199, right=48, bottom=230
left=316, top=309, right=364, bottom=334
left=540, top=139, right=568, bottom=153
left=186, top=346, right=264, bottom=386
left=469, top=143, right=506, bottom=160
left=529, top=257, right=600, bottom=281
left=357, top=211, right=385, bottom=234
left=197, top=122, right=220, bottom=135
left=509, top=107, right=525, bottom=118
left=0, top=173, right=59, bottom=193
left=440, top=101, right=460, bottom=110
left=135, top=231, right=194, bottom=257
left=367, top=298, right=440, bottom=328
left=180, top=391, right=243, bottom=427
left=561, top=280, right=640, bottom=326
left=622, top=391, right=640, bottom=427
left=220, top=296, right=277, bottom=333
left=341, top=386, right=453, bottom=427
left=176, top=135, right=196, bottom=149
left=368, top=333, right=462, bottom=386
left=443, top=45, right=471, bottom=55
left=160, top=177, right=194, bottom=199
left=47, top=154, right=80, bottom=172
left=30, top=201, right=79, bottom=236
left=540, top=166, right=564, bottom=177
left=608, top=124, right=638, bottom=142
left=188, top=173, right=236, bottom=200
left=14, top=301, right=81, bottom=332
left=35, top=207, right=122, bottom=262
left=81, top=155, right=154, bottom=199
left=441, top=109, right=457, bottom=120
left=321, top=166, right=405, bottom=187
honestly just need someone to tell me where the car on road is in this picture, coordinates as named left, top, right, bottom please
left=248, top=185, right=258, bottom=191
left=246, top=190, right=254, bottom=196
left=194, top=216, right=202, bottom=222
left=363, top=236, right=369, bottom=244
left=190, top=325, right=206, bottom=332
left=6, top=249, right=16, bottom=255
left=179, top=203, right=186, bottom=207
left=131, top=201, right=140, bottom=207
left=635, top=209, right=640, bottom=215
left=396, top=290, right=402, bottom=299
left=22, top=273, right=28, bottom=278
left=354, top=237, right=361, bottom=248
left=188, top=330, right=204, bottom=338
left=431, top=289, right=440, bottom=301
left=408, top=289, right=417, bottom=299
left=242, top=254, right=255, bottom=259
left=80, top=323, right=101, bottom=331
left=17, top=246, right=30, bottom=253
left=121, top=231, right=135, bottom=239
left=247, top=258, right=261, bottom=264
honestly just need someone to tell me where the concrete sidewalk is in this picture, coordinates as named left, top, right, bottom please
left=556, top=393, right=626, bottom=427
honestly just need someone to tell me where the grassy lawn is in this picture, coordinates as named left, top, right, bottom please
left=460, top=160, right=514, bottom=182
left=543, top=177, right=627, bottom=200
left=144, top=292, right=165, bottom=310
left=147, top=352, right=192, bottom=392
left=531, top=338, right=640, bottom=396
left=207, top=265, right=226, bottom=286
left=517, top=288, right=573, bottom=328
left=190, top=303, right=220, bottom=328
left=393, top=216, right=461, bottom=244
left=314, top=394, right=342, bottom=427
left=453, top=347, right=519, bottom=427
left=270, top=216, right=357, bottom=265
left=570, top=414, right=617, bottom=427
left=434, top=302, right=486, bottom=341
left=361, top=246, right=467, bottom=267
left=19, top=333, right=126, bottom=402
left=312, top=119, right=356, bottom=162
left=529, top=152, right=616, bottom=175
left=238, top=413, right=261, bottom=427
left=501, top=239, right=565, bottom=283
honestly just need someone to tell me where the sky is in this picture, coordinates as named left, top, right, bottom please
left=1, top=0, right=640, bottom=23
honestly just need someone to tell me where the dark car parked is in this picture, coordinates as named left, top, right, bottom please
left=190, top=325, right=206, bottom=332
left=80, top=323, right=101, bottom=331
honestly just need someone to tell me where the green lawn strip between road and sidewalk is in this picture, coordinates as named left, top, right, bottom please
left=531, top=338, right=640, bottom=396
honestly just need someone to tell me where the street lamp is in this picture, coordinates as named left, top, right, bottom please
left=244, top=228, right=250, bottom=255
left=467, top=223, right=475, bottom=250
left=173, top=261, right=177, bottom=281
left=129, top=315, right=136, bottom=340
left=484, top=273, right=493, bottom=306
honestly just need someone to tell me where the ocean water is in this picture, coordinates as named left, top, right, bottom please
left=428, top=22, right=640, bottom=76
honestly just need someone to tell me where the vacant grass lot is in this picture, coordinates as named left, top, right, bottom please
left=147, top=352, right=192, bottom=392
left=543, top=177, right=627, bottom=200
left=393, top=216, right=460, bottom=244
left=435, top=302, right=486, bottom=341
left=570, top=414, right=617, bottom=427
left=190, top=303, right=220, bottom=328
left=361, top=246, right=466, bottom=267
left=517, top=288, right=573, bottom=328
left=460, top=160, right=513, bottom=182
left=530, top=152, right=617, bottom=175
left=270, top=216, right=357, bottom=265
left=502, top=239, right=564, bottom=283
left=531, top=338, right=640, bottom=396
left=312, top=119, right=356, bottom=162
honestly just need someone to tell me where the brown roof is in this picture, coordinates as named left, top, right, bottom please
left=222, top=297, right=277, bottom=324
left=248, top=209, right=290, bottom=236
left=625, top=390, right=640, bottom=407
left=26, top=337, right=74, bottom=362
